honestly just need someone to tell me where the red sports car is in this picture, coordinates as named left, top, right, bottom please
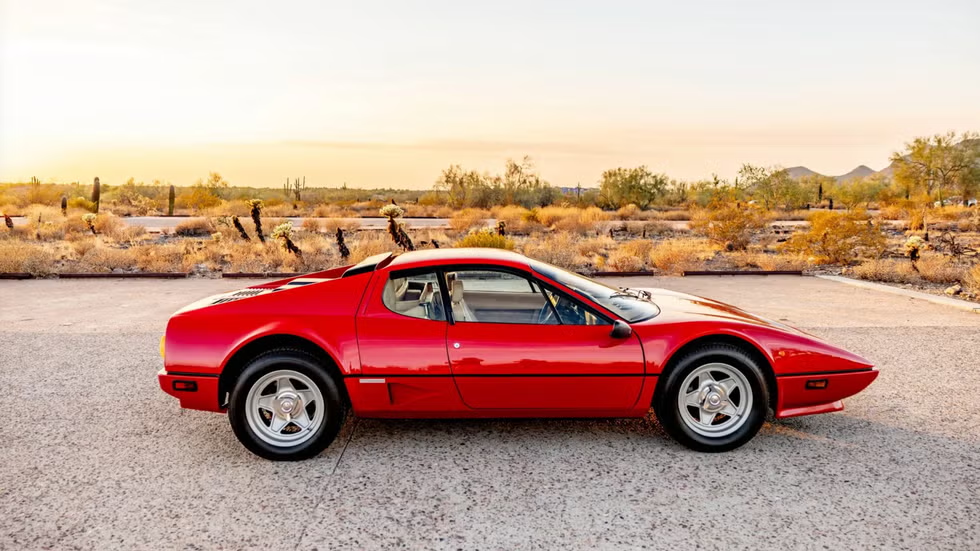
left=158, top=248, right=877, bottom=460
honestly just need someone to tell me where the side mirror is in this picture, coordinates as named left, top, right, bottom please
left=610, top=320, right=632, bottom=339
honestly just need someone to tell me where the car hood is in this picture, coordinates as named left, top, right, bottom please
left=635, top=287, right=810, bottom=336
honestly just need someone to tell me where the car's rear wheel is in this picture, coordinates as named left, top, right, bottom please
left=229, top=349, right=345, bottom=461
left=654, top=343, right=768, bottom=452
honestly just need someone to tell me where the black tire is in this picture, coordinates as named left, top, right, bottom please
left=228, top=348, right=345, bottom=461
left=653, top=343, right=769, bottom=452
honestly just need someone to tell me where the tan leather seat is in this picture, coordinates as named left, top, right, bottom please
left=451, top=280, right=476, bottom=322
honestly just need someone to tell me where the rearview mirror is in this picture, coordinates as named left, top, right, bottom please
left=610, top=320, right=632, bottom=339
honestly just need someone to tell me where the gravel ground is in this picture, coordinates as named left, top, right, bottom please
left=1, top=276, right=978, bottom=550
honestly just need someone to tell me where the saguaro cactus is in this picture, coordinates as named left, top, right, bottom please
left=61, top=196, right=68, bottom=217
left=92, top=177, right=101, bottom=213
left=168, top=185, right=176, bottom=216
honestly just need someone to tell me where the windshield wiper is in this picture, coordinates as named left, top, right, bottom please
left=612, top=287, right=652, bottom=301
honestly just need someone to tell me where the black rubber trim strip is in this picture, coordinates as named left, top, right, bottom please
left=775, top=368, right=873, bottom=378
left=164, top=371, right=220, bottom=378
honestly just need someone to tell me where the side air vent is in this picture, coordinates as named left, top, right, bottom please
left=232, top=290, right=264, bottom=297
left=210, top=297, right=239, bottom=305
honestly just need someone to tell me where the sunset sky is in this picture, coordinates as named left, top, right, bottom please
left=2, top=0, right=979, bottom=189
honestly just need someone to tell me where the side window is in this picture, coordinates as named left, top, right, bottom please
left=445, top=269, right=555, bottom=324
left=382, top=270, right=446, bottom=321
left=542, top=287, right=611, bottom=326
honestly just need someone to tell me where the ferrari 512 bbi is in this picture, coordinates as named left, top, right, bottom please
left=158, top=249, right=877, bottom=460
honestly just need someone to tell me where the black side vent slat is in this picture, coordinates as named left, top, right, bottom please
left=211, top=297, right=239, bottom=305
left=232, top=290, right=264, bottom=297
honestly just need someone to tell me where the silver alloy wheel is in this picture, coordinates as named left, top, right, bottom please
left=677, top=362, right=752, bottom=438
left=245, top=369, right=324, bottom=447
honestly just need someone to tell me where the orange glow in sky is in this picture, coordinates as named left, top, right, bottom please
left=2, top=0, right=979, bottom=188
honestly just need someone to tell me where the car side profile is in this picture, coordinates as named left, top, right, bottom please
left=158, top=248, right=878, bottom=460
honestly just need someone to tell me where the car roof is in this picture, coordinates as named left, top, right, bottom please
left=385, top=248, right=531, bottom=270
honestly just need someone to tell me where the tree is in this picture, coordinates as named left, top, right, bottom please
left=737, top=165, right=807, bottom=210
left=832, top=173, right=888, bottom=210
left=598, top=166, right=669, bottom=209
left=891, top=131, right=980, bottom=203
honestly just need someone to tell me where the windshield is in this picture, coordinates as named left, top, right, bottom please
left=529, top=259, right=660, bottom=322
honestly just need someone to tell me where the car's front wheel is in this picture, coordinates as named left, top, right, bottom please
left=228, top=349, right=345, bottom=461
left=654, top=344, right=768, bottom=452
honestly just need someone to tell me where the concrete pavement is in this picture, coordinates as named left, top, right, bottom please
left=1, top=276, right=978, bottom=549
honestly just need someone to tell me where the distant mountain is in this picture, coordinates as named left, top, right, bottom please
left=785, top=166, right=819, bottom=179
left=785, top=164, right=882, bottom=182
left=835, top=165, right=875, bottom=182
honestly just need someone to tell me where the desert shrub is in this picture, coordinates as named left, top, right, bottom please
left=321, top=218, right=361, bottom=234
left=577, top=235, right=616, bottom=257
left=606, top=247, right=646, bottom=272
left=0, top=241, right=57, bottom=274
left=78, top=245, right=138, bottom=272
left=434, top=206, right=455, bottom=218
left=449, top=208, right=489, bottom=232
left=533, top=206, right=609, bottom=233
left=649, top=240, right=715, bottom=275
left=491, top=205, right=542, bottom=233
left=852, top=259, right=920, bottom=284
left=301, top=218, right=322, bottom=233
left=781, top=210, right=886, bottom=265
left=728, top=252, right=810, bottom=271
left=965, top=264, right=980, bottom=294
left=521, top=232, right=579, bottom=270
left=916, top=254, right=965, bottom=284
left=174, top=218, right=213, bottom=237
left=67, top=196, right=97, bottom=212
left=456, top=228, right=514, bottom=250
left=91, top=212, right=127, bottom=239
left=878, top=205, right=906, bottom=220
left=619, top=239, right=653, bottom=259
left=350, top=233, right=397, bottom=263
left=907, top=208, right=926, bottom=231
left=933, top=205, right=971, bottom=221
left=176, top=186, right=222, bottom=211
left=689, top=203, right=769, bottom=250
left=616, top=204, right=641, bottom=220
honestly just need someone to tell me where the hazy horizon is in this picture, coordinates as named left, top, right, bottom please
left=2, top=0, right=979, bottom=188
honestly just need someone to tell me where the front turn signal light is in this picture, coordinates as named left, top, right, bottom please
left=159, top=335, right=166, bottom=360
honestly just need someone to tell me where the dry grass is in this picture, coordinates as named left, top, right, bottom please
left=520, top=232, right=580, bottom=270
left=490, top=205, right=543, bottom=234
left=349, top=233, right=398, bottom=263
left=915, top=254, right=965, bottom=284
left=576, top=236, right=616, bottom=257
left=532, top=206, right=610, bottom=233
left=852, top=259, right=920, bottom=284
left=965, top=264, right=980, bottom=294
left=449, top=208, right=490, bottom=232
left=456, top=229, right=515, bottom=250
left=174, top=218, right=213, bottom=237
left=606, top=247, right=646, bottom=271
left=727, top=252, right=810, bottom=271
left=649, top=240, right=717, bottom=275
left=0, top=241, right=57, bottom=274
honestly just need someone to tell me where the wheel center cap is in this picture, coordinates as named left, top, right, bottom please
left=707, top=394, right=722, bottom=407
left=277, top=391, right=301, bottom=415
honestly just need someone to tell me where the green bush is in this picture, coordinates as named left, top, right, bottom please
left=455, top=228, right=514, bottom=250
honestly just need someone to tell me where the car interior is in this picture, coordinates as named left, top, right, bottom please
left=383, top=268, right=608, bottom=326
